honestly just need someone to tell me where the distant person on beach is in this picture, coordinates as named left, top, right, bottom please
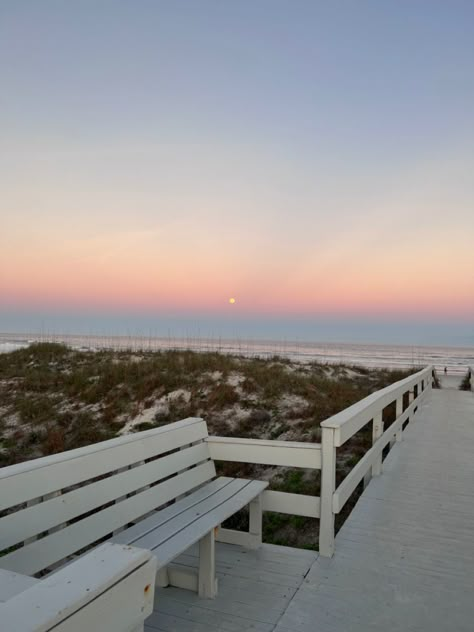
left=444, top=367, right=447, bottom=374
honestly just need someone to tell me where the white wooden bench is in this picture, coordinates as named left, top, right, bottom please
left=0, top=418, right=267, bottom=615
left=0, top=543, right=156, bottom=632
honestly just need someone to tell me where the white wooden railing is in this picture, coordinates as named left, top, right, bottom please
left=207, top=437, right=322, bottom=520
left=208, top=365, right=434, bottom=557
left=319, top=365, right=433, bottom=556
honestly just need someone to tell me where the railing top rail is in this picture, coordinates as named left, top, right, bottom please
left=320, top=365, right=432, bottom=447
left=206, top=436, right=321, bottom=469
left=206, top=436, right=321, bottom=451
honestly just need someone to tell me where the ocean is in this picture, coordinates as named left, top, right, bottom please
left=0, top=332, right=473, bottom=374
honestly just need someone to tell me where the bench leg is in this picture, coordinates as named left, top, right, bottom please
left=248, top=494, right=263, bottom=549
left=156, top=566, right=169, bottom=588
left=198, top=530, right=217, bottom=598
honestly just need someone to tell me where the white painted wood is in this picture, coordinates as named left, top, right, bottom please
left=121, top=479, right=250, bottom=550
left=128, top=479, right=266, bottom=552
left=112, top=477, right=235, bottom=545
left=363, top=467, right=371, bottom=490
left=0, top=543, right=156, bottom=632
left=249, top=493, right=263, bottom=548
left=206, top=436, right=321, bottom=469
left=320, top=366, right=432, bottom=446
left=0, top=442, right=212, bottom=550
left=113, top=465, right=131, bottom=536
left=23, top=497, right=41, bottom=545
left=133, top=480, right=268, bottom=569
left=395, top=395, right=403, bottom=442
left=1, top=461, right=216, bottom=575
left=332, top=399, right=418, bottom=513
left=319, top=427, right=336, bottom=557
left=199, top=530, right=217, bottom=598
left=371, top=412, right=384, bottom=476
left=0, top=417, right=208, bottom=512
left=156, top=567, right=169, bottom=588
left=167, top=565, right=198, bottom=592
left=262, top=490, right=320, bottom=518
left=0, top=570, right=39, bottom=603
left=215, top=527, right=255, bottom=548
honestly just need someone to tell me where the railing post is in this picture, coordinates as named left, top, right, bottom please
left=395, top=396, right=403, bottom=442
left=319, top=426, right=336, bottom=557
left=371, top=412, right=384, bottom=476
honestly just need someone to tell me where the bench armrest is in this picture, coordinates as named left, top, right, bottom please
left=0, top=543, right=157, bottom=632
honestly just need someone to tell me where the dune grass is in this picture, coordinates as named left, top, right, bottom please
left=459, top=370, right=472, bottom=391
left=0, top=343, right=417, bottom=549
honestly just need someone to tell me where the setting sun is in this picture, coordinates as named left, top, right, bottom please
left=229, top=298, right=236, bottom=304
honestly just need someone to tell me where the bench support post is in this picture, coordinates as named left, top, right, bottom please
left=156, top=566, right=169, bottom=588
left=248, top=494, right=263, bottom=549
left=395, top=396, right=403, bottom=442
left=199, top=530, right=217, bottom=598
left=372, top=412, right=384, bottom=477
left=319, top=426, right=336, bottom=557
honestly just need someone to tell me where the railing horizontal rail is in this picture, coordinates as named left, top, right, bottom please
left=332, top=395, right=421, bottom=514
left=318, top=366, right=433, bottom=557
left=262, top=490, right=320, bottom=518
left=206, top=436, right=321, bottom=469
left=320, top=366, right=432, bottom=446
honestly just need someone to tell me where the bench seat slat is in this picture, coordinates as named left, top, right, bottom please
left=0, top=570, right=40, bottom=603
left=0, top=443, right=211, bottom=551
left=0, top=418, right=207, bottom=511
left=129, top=478, right=252, bottom=550
left=138, top=478, right=268, bottom=568
left=112, top=477, right=235, bottom=545
left=0, top=461, right=216, bottom=576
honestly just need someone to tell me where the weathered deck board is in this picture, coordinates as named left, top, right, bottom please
left=145, top=541, right=317, bottom=632
left=145, top=382, right=474, bottom=631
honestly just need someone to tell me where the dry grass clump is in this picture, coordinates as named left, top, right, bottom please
left=459, top=370, right=472, bottom=391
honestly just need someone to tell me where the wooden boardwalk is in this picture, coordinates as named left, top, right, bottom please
left=146, top=376, right=474, bottom=631
left=145, top=542, right=318, bottom=631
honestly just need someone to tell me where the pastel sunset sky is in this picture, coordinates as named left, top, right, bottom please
left=1, top=2, right=473, bottom=344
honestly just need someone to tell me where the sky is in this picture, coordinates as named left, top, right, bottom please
left=1, top=1, right=473, bottom=345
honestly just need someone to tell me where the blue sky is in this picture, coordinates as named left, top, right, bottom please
left=1, top=2, right=473, bottom=345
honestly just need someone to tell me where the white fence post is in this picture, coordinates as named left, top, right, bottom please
left=198, top=529, right=217, bottom=598
left=371, top=412, right=384, bottom=476
left=319, top=427, right=336, bottom=557
left=395, top=396, right=403, bottom=442
left=248, top=494, right=263, bottom=549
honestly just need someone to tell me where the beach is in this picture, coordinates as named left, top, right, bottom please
left=0, top=332, right=473, bottom=373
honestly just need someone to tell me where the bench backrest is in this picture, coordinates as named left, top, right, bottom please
left=0, top=418, right=215, bottom=576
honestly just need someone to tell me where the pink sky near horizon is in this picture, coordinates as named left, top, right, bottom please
left=3, top=220, right=473, bottom=320
left=1, top=3, right=474, bottom=332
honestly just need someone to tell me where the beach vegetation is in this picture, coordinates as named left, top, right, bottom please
left=0, top=342, right=417, bottom=548
left=459, top=370, right=472, bottom=391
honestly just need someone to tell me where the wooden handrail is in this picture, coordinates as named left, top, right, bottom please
left=320, top=366, right=432, bottom=446
left=207, top=367, right=434, bottom=556
left=319, top=366, right=432, bottom=557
